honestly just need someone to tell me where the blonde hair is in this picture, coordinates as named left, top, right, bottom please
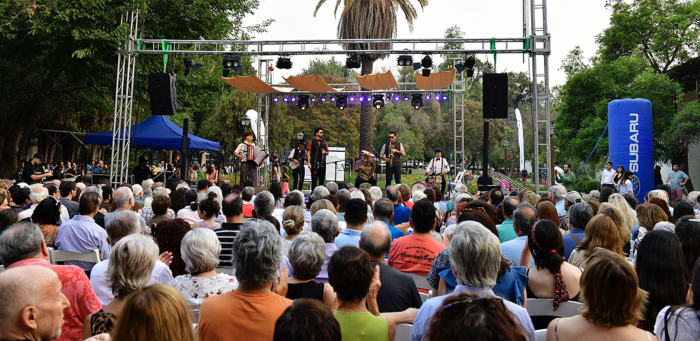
left=636, top=204, right=668, bottom=229
left=310, top=199, right=336, bottom=216
left=282, top=205, right=305, bottom=236
left=597, top=203, right=630, bottom=246
left=608, top=194, right=636, bottom=232
left=110, top=284, right=195, bottom=341
left=522, top=191, right=539, bottom=207
left=107, top=234, right=158, bottom=298
left=645, top=189, right=669, bottom=204
left=577, top=215, right=625, bottom=258
left=579, top=248, right=647, bottom=327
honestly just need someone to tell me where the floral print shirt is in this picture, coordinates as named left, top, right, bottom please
left=172, top=273, right=239, bottom=321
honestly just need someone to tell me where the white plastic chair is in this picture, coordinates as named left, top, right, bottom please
left=405, top=272, right=431, bottom=290
left=395, top=323, right=413, bottom=341
left=526, top=298, right=582, bottom=319
left=48, top=249, right=101, bottom=265
left=419, top=292, right=429, bottom=303
left=535, top=329, right=547, bottom=341
left=0, top=265, right=5, bottom=273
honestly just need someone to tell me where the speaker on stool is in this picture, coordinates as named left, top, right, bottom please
left=483, top=73, right=508, bottom=119
left=149, top=73, right=178, bottom=116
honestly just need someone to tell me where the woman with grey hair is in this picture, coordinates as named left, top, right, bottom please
left=171, top=228, right=238, bottom=321
left=286, top=233, right=336, bottom=309
left=336, top=189, right=351, bottom=222
left=196, top=221, right=292, bottom=341
left=369, top=186, right=382, bottom=203
left=309, top=186, right=330, bottom=207
left=82, top=234, right=159, bottom=338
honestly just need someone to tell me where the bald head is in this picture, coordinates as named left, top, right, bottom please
left=113, top=187, right=134, bottom=209
left=360, top=221, right=392, bottom=261
left=0, top=266, right=69, bottom=340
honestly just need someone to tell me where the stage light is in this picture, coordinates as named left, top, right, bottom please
left=183, top=55, right=203, bottom=76
left=283, top=96, right=289, bottom=102
left=412, top=94, right=423, bottom=110
left=465, top=55, right=476, bottom=69
left=467, top=69, right=474, bottom=77
left=422, top=69, right=431, bottom=77
left=397, top=55, right=413, bottom=67
left=455, top=63, right=466, bottom=73
left=311, top=96, right=317, bottom=103
left=331, top=96, right=336, bottom=102
left=359, top=96, right=365, bottom=102
left=321, top=96, right=327, bottom=103
left=276, top=56, right=293, bottom=69
left=366, top=95, right=372, bottom=102
left=421, top=55, right=433, bottom=68
left=394, top=94, right=400, bottom=102
left=222, top=56, right=242, bottom=77
left=337, top=95, right=347, bottom=110
left=435, top=93, right=440, bottom=101
left=349, top=96, right=355, bottom=102
left=403, top=95, right=409, bottom=101
left=373, top=95, right=385, bottom=110
left=273, top=96, right=279, bottom=103
left=290, top=96, right=297, bottom=103
left=346, top=54, right=361, bottom=69
left=425, top=94, right=431, bottom=100
left=442, top=94, right=448, bottom=100
left=413, top=62, right=422, bottom=71
left=298, top=95, right=309, bottom=110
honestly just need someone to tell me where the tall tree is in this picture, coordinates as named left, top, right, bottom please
left=313, top=0, right=429, bottom=152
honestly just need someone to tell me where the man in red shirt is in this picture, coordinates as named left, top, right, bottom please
left=388, top=200, right=447, bottom=276
left=0, top=222, right=102, bottom=341
left=241, top=186, right=255, bottom=218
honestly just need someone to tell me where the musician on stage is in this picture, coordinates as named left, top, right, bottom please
left=234, top=131, right=258, bottom=186
left=354, top=150, right=378, bottom=188
left=306, top=127, right=329, bottom=190
left=380, top=131, right=405, bottom=188
left=288, top=140, right=306, bottom=191
left=426, top=148, right=450, bottom=195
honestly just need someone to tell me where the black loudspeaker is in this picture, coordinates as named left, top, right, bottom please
left=483, top=73, right=508, bottom=119
left=149, top=73, right=178, bottom=115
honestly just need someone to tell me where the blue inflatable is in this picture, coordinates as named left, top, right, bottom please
left=608, top=99, right=654, bottom=202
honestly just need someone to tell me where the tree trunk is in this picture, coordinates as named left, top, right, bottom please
left=359, top=56, right=374, bottom=153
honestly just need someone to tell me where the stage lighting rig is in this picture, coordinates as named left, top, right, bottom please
left=276, top=56, right=293, bottom=69
left=298, top=95, right=309, bottom=110
left=336, top=95, right=347, bottom=110
left=273, top=96, right=279, bottom=103
left=421, top=55, right=433, bottom=68
left=346, top=54, right=361, bottom=69
left=183, top=55, right=203, bottom=76
left=411, top=94, right=423, bottom=110
left=393, top=94, right=400, bottom=102
left=441, top=94, right=448, bottom=101
left=403, top=95, right=409, bottom=101
left=321, top=96, right=327, bottom=103
left=222, top=56, right=242, bottom=77
left=422, top=69, right=431, bottom=77
left=373, top=95, right=385, bottom=110
left=330, top=95, right=337, bottom=102
left=290, top=95, right=297, bottom=103
left=283, top=96, right=289, bottom=102
left=455, top=55, right=476, bottom=77
left=397, top=55, right=413, bottom=67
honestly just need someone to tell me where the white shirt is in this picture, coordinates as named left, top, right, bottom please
left=426, top=158, right=450, bottom=174
left=90, top=259, right=173, bottom=306
left=235, top=142, right=254, bottom=159
left=379, top=142, right=405, bottom=157
left=601, top=169, right=616, bottom=185
left=19, top=203, right=70, bottom=223
left=554, top=166, right=564, bottom=185
left=177, top=206, right=202, bottom=226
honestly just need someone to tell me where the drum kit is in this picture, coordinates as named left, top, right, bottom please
left=427, top=175, right=442, bottom=184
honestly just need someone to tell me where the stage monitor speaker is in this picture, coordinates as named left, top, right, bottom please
left=149, top=73, right=178, bottom=115
left=483, top=73, right=508, bottom=119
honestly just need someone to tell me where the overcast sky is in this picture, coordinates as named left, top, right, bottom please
left=241, top=0, right=612, bottom=87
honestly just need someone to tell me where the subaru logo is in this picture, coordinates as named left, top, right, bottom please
left=631, top=175, right=641, bottom=196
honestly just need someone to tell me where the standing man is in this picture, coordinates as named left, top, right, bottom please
left=306, top=127, right=329, bottom=190
left=553, top=162, right=564, bottom=185
left=555, top=163, right=576, bottom=191
left=288, top=140, right=306, bottom=191
left=22, top=153, right=53, bottom=185
left=666, top=163, right=690, bottom=206
left=132, top=155, right=151, bottom=186
left=234, top=131, right=258, bottom=186
left=425, top=148, right=450, bottom=195
left=600, top=161, right=616, bottom=190
left=380, top=131, right=405, bottom=188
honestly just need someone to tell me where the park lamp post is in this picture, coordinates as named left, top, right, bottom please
left=503, top=139, right=509, bottom=176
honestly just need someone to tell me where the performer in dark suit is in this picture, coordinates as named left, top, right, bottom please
left=380, top=131, right=405, bottom=188
left=306, top=127, right=329, bottom=190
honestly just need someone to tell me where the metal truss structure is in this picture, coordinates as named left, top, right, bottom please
left=111, top=1, right=551, bottom=188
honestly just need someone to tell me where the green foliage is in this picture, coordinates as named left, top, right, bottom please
left=574, top=177, right=601, bottom=193
left=670, top=100, right=700, bottom=148
left=302, top=57, right=355, bottom=80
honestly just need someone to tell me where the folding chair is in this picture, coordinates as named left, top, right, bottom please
left=535, top=329, right=547, bottom=341
left=395, top=323, right=413, bottom=341
left=48, top=249, right=101, bottom=265
left=526, top=299, right=582, bottom=318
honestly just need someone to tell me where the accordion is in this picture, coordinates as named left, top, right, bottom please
left=246, top=145, right=269, bottom=166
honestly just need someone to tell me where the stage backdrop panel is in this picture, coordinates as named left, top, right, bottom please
left=608, top=99, right=653, bottom=202
left=303, top=147, right=345, bottom=183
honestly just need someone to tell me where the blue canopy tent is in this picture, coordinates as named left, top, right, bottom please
left=83, top=115, right=220, bottom=151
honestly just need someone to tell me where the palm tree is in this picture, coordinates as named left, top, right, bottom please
left=314, top=0, right=429, bottom=153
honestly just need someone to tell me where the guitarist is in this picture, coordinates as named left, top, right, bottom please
left=287, top=140, right=307, bottom=191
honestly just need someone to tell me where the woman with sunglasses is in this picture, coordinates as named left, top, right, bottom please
left=31, top=197, right=63, bottom=247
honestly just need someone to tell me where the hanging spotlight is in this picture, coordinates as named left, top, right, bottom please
left=465, top=55, right=476, bottom=69
left=311, top=96, right=317, bottom=103
left=276, top=56, right=293, bottom=69
left=397, top=55, right=413, bottom=67
left=349, top=95, right=356, bottom=103
left=366, top=95, right=372, bottom=102
left=403, top=95, right=409, bottom=101
left=421, top=55, right=433, bottom=68
left=359, top=96, right=365, bottom=103
left=442, top=94, right=448, bottom=101
left=273, top=96, right=279, bottom=103
left=393, top=94, right=400, bottom=102
left=435, top=93, right=441, bottom=102
left=330, top=95, right=336, bottom=102
left=222, top=56, right=242, bottom=77
left=456, top=55, right=476, bottom=76
left=183, top=55, right=203, bottom=76
left=346, top=54, right=361, bottom=69
left=426, top=94, right=431, bottom=100
left=411, top=94, right=423, bottom=110
left=321, top=96, right=327, bottom=103
left=373, top=95, right=385, bottom=110
left=283, top=96, right=289, bottom=102
left=467, top=69, right=475, bottom=77
left=422, top=69, right=431, bottom=77
left=298, top=95, right=309, bottom=110
left=413, top=62, right=422, bottom=71
left=337, top=95, right=347, bottom=110
left=290, top=95, right=297, bottom=103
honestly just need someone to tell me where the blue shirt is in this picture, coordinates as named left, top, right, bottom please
left=409, top=285, right=536, bottom=341
left=54, top=215, right=111, bottom=271
left=497, top=220, right=517, bottom=243
left=500, top=236, right=535, bottom=268
left=379, top=220, right=405, bottom=241
left=104, top=208, right=148, bottom=234
left=667, top=170, right=688, bottom=190
left=335, top=228, right=362, bottom=249
left=555, top=200, right=566, bottom=216
left=393, top=204, right=411, bottom=225
left=562, top=228, right=586, bottom=261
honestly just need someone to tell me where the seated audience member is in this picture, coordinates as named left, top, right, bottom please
left=654, top=259, right=700, bottom=341
left=310, top=186, right=331, bottom=207
left=636, top=230, right=689, bottom=332
left=445, top=192, right=470, bottom=226
left=519, top=219, right=582, bottom=329
left=369, top=186, right=382, bottom=203
left=500, top=202, right=539, bottom=267
left=254, top=191, right=279, bottom=226
left=329, top=246, right=396, bottom=341
left=397, top=184, right=414, bottom=210
left=0, top=209, right=20, bottom=230
left=387, top=186, right=411, bottom=225
left=241, top=186, right=255, bottom=218
left=83, top=234, right=157, bottom=338
left=588, top=190, right=600, bottom=202
left=197, top=193, right=221, bottom=230
left=521, top=190, right=540, bottom=207
left=561, top=202, right=594, bottom=260
left=31, top=197, right=63, bottom=247
left=388, top=200, right=447, bottom=276
left=155, top=218, right=191, bottom=277
left=361, top=221, right=422, bottom=313
left=141, top=187, right=175, bottom=220
left=145, top=195, right=171, bottom=231
left=281, top=205, right=305, bottom=256
left=609, top=193, right=639, bottom=233
left=216, top=194, right=245, bottom=267
left=632, top=204, right=669, bottom=260
left=197, top=222, right=292, bottom=341
left=426, top=291, right=526, bottom=341
left=674, top=216, right=700, bottom=276
left=59, top=181, right=80, bottom=214
left=672, top=202, right=695, bottom=223
left=110, top=284, right=196, bottom=341
left=286, top=233, right=335, bottom=309
left=537, top=200, right=560, bottom=226
left=0, top=222, right=101, bottom=341
left=546, top=249, right=655, bottom=341
left=0, top=266, right=71, bottom=341
left=19, top=186, right=51, bottom=221
left=91, top=211, right=173, bottom=306
left=280, top=190, right=312, bottom=235
left=568, top=215, right=625, bottom=267
left=410, top=223, right=536, bottom=341
left=132, top=184, right=144, bottom=206
left=311, top=199, right=336, bottom=216
left=172, top=228, right=238, bottom=321
left=274, top=299, right=342, bottom=341
left=177, top=189, right=202, bottom=225
left=498, top=196, right=520, bottom=243
left=311, top=209, right=340, bottom=284
left=55, top=192, right=111, bottom=271
left=374, top=197, right=405, bottom=241
left=103, top=187, right=147, bottom=233
left=336, top=189, right=351, bottom=222
left=335, top=198, right=368, bottom=249
left=324, top=194, right=340, bottom=213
